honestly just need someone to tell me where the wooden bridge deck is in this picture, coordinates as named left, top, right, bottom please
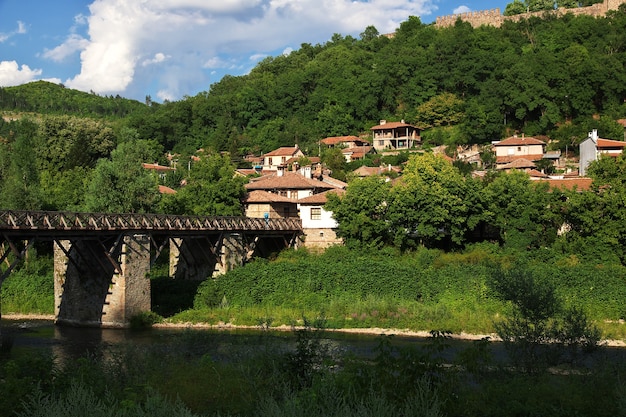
left=0, top=210, right=302, bottom=238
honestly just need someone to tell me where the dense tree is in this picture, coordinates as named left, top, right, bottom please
left=482, top=170, right=564, bottom=250
left=160, top=154, right=247, bottom=216
left=0, top=118, right=42, bottom=210
left=325, top=176, right=392, bottom=247
left=83, top=140, right=161, bottom=213
left=386, top=153, right=482, bottom=249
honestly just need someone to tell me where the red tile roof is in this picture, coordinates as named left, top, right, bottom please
left=597, top=138, right=626, bottom=148
left=243, top=190, right=294, bottom=203
left=496, top=154, right=544, bottom=164
left=321, top=136, right=370, bottom=146
left=245, top=171, right=337, bottom=191
left=370, top=121, right=417, bottom=130
left=497, top=158, right=537, bottom=170
left=158, top=185, right=176, bottom=194
left=494, top=136, right=546, bottom=146
left=264, top=146, right=300, bottom=157
left=143, top=163, right=175, bottom=172
left=539, top=178, right=593, bottom=191
left=298, top=189, right=345, bottom=204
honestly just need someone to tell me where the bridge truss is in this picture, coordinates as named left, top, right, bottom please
left=0, top=210, right=303, bottom=283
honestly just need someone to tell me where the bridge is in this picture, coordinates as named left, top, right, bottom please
left=0, top=210, right=303, bottom=328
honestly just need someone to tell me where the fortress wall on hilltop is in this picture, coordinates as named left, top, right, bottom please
left=434, top=0, right=623, bottom=28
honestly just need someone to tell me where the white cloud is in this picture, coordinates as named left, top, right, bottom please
left=58, top=0, right=437, bottom=100
left=1, top=21, right=28, bottom=44
left=452, top=5, right=472, bottom=14
left=42, top=34, right=89, bottom=62
left=142, top=53, right=170, bottom=67
left=249, top=53, right=267, bottom=62
left=16, top=21, right=27, bottom=34
left=0, top=61, right=42, bottom=86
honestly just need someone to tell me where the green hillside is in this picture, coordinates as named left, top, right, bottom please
left=0, top=80, right=147, bottom=118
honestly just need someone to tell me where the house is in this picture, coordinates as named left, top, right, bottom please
left=245, top=168, right=337, bottom=201
left=493, top=135, right=546, bottom=169
left=262, top=145, right=304, bottom=171
left=579, top=129, right=626, bottom=176
left=370, top=120, right=420, bottom=151
left=142, top=163, right=176, bottom=180
left=320, top=136, right=374, bottom=163
left=297, top=190, right=345, bottom=249
left=243, top=190, right=298, bottom=219
left=243, top=166, right=345, bottom=249
left=352, top=165, right=402, bottom=178
left=320, top=135, right=370, bottom=148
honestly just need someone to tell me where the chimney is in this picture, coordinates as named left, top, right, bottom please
left=380, top=120, right=386, bottom=125
left=590, top=129, right=598, bottom=140
left=277, top=166, right=284, bottom=177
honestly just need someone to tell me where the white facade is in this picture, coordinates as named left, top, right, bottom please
left=298, top=204, right=338, bottom=229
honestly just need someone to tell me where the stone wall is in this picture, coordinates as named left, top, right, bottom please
left=435, top=0, right=624, bottom=28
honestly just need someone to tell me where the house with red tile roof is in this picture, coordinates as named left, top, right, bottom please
left=579, top=129, right=626, bottom=176
left=320, top=135, right=370, bottom=148
left=298, top=189, right=345, bottom=249
left=370, top=120, right=420, bottom=151
left=243, top=168, right=345, bottom=249
left=262, top=145, right=304, bottom=171
left=493, top=135, right=546, bottom=169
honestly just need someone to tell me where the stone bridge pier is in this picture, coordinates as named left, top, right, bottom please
left=54, top=235, right=151, bottom=327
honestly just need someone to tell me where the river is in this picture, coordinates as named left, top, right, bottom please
left=3, top=318, right=626, bottom=368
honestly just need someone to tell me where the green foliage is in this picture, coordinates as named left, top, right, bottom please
left=159, top=153, right=246, bottom=216
left=0, top=81, right=145, bottom=118
left=1, top=255, right=54, bottom=315
left=83, top=140, right=162, bottom=213
left=129, top=311, right=163, bottom=329
left=489, top=265, right=600, bottom=371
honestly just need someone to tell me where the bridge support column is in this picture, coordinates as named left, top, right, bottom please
left=214, top=233, right=246, bottom=276
left=169, top=237, right=219, bottom=280
left=54, top=234, right=151, bottom=327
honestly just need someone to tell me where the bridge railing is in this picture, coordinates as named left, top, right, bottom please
left=0, top=210, right=302, bottom=233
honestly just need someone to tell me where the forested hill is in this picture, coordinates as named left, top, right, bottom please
left=0, top=81, right=146, bottom=118
left=3, top=9, right=626, bottom=158
left=124, top=10, right=626, bottom=156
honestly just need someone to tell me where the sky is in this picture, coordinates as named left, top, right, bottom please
left=0, top=0, right=505, bottom=103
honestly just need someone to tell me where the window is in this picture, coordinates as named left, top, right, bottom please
left=311, top=207, right=322, bottom=220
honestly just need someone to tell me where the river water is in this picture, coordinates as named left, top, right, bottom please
left=3, top=318, right=626, bottom=368
left=1, top=318, right=481, bottom=365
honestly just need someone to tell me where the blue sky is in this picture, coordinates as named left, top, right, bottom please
left=0, top=0, right=506, bottom=103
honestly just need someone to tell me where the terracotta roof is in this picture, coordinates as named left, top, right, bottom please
left=143, top=163, right=175, bottom=172
left=343, top=146, right=373, bottom=159
left=236, top=168, right=261, bottom=176
left=527, top=169, right=548, bottom=178
left=496, top=154, right=544, bottom=164
left=245, top=171, right=337, bottom=191
left=298, top=189, right=345, bottom=205
left=264, top=146, right=300, bottom=157
left=321, top=136, right=370, bottom=146
left=370, top=121, right=417, bottom=130
left=158, top=185, right=176, bottom=194
left=497, top=158, right=537, bottom=170
left=243, top=190, right=294, bottom=203
left=540, top=178, right=593, bottom=191
left=597, top=138, right=626, bottom=148
left=494, top=136, right=546, bottom=146
left=616, top=119, right=626, bottom=127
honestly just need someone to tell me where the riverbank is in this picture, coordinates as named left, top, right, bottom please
left=4, top=313, right=626, bottom=347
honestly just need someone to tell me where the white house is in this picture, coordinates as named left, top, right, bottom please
left=579, top=129, right=626, bottom=176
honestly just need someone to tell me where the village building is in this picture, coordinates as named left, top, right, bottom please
left=262, top=145, right=304, bottom=171
left=243, top=165, right=345, bottom=249
left=579, top=129, right=626, bottom=176
left=493, top=135, right=546, bottom=170
left=370, top=120, right=420, bottom=151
